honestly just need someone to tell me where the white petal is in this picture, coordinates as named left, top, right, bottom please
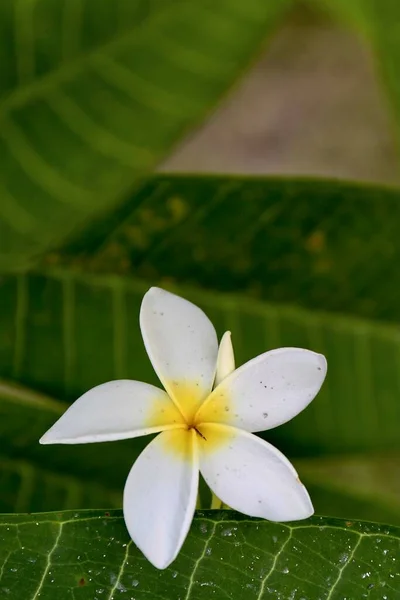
left=196, top=348, right=327, bottom=432
left=40, top=380, right=184, bottom=444
left=198, top=423, right=313, bottom=521
left=215, top=331, right=235, bottom=386
left=140, top=287, right=218, bottom=420
left=123, top=428, right=198, bottom=569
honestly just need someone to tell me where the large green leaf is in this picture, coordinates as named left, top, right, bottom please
left=54, top=175, right=400, bottom=322
left=2, top=378, right=399, bottom=524
left=0, top=510, right=399, bottom=599
left=1, top=269, right=399, bottom=459
left=0, top=0, right=291, bottom=271
left=314, top=0, right=400, bottom=156
left=309, top=0, right=368, bottom=32
left=0, top=458, right=120, bottom=514
left=298, top=454, right=400, bottom=526
left=0, top=381, right=125, bottom=512
left=0, top=379, right=147, bottom=512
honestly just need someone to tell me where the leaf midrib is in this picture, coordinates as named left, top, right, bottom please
left=0, top=0, right=184, bottom=116
left=0, top=379, right=64, bottom=413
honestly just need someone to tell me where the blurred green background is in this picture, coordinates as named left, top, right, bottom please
left=0, top=0, right=399, bottom=528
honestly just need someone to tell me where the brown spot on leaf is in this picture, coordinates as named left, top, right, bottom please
left=305, top=230, right=325, bottom=253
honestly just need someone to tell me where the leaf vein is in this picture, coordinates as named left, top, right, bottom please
left=0, top=115, right=92, bottom=206
left=325, top=535, right=362, bottom=600
left=13, top=273, right=29, bottom=378
left=1, top=5, right=173, bottom=115
left=112, top=281, right=128, bottom=379
left=184, top=521, right=218, bottom=600
left=107, top=540, right=132, bottom=600
left=62, top=274, right=76, bottom=397
left=46, top=89, right=151, bottom=167
left=92, top=54, right=194, bottom=117
left=31, top=522, right=64, bottom=600
left=256, top=528, right=293, bottom=600
left=14, top=0, right=36, bottom=86
left=0, top=184, right=39, bottom=234
left=0, top=552, right=13, bottom=582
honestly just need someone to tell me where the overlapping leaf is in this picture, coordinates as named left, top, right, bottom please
left=1, top=378, right=399, bottom=523
left=0, top=381, right=126, bottom=512
left=1, top=269, right=399, bottom=459
left=315, top=0, right=400, bottom=157
left=0, top=0, right=292, bottom=270
left=297, top=454, right=400, bottom=526
left=0, top=510, right=399, bottom=599
left=54, top=174, right=400, bottom=322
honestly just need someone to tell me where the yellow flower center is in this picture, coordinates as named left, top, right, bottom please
left=166, top=380, right=206, bottom=423
left=146, top=380, right=236, bottom=459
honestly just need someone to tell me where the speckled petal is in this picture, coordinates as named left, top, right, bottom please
left=123, top=428, right=198, bottom=569
left=199, top=423, right=313, bottom=521
left=40, top=380, right=184, bottom=444
left=196, top=348, right=327, bottom=432
left=140, top=287, right=218, bottom=420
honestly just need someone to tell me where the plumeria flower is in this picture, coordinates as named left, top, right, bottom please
left=40, top=288, right=327, bottom=569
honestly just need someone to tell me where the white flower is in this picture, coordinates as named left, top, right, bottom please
left=40, top=288, right=327, bottom=569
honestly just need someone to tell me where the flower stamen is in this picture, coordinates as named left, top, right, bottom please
left=194, top=427, right=207, bottom=441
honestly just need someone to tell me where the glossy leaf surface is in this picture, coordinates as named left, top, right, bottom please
left=0, top=510, right=399, bottom=599
left=56, top=174, right=400, bottom=322
left=0, top=0, right=290, bottom=269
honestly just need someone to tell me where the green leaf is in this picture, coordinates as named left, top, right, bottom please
left=0, top=380, right=127, bottom=512
left=54, top=174, right=400, bottom=323
left=0, top=457, right=121, bottom=515
left=0, top=0, right=291, bottom=271
left=1, top=269, right=400, bottom=460
left=1, top=378, right=397, bottom=524
left=1, top=384, right=397, bottom=526
left=296, top=454, right=400, bottom=526
left=308, top=0, right=369, bottom=33
left=0, top=510, right=399, bottom=599
left=313, top=0, right=400, bottom=156
left=0, top=379, right=146, bottom=513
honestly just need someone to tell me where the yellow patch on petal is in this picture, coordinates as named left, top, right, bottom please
left=161, top=423, right=235, bottom=459
left=166, top=380, right=209, bottom=423
left=195, top=422, right=237, bottom=456
left=161, top=427, right=197, bottom=460
left=146, top=394, right=186, bottom=429
left=194, top=385, right=234, bottom=426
